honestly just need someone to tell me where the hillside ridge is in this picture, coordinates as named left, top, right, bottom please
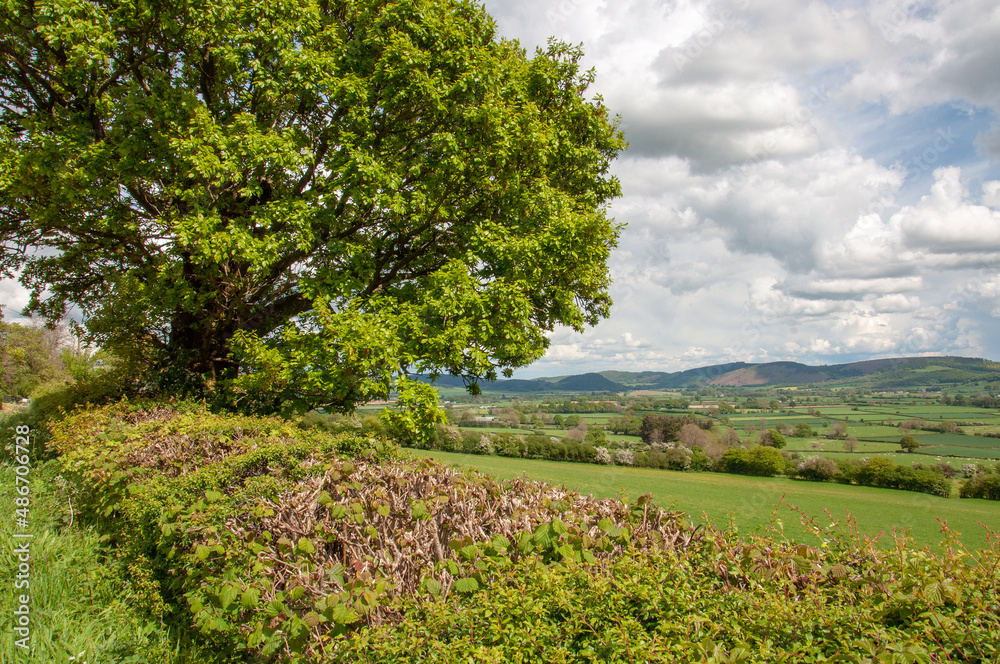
left=420, top=355, right=1000, bottom=392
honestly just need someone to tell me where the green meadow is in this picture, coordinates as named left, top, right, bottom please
left=409, top=449, right=1000, bottom=551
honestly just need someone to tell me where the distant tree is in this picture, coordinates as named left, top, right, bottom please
left=607, top=414, right=642, bottom=436
left=843, top=436, right=858, bottom=453
left=828, top=422, right=848, bottom=439
left=639, top=414, right=691, bottom=444
left=793, top=422, right=814, bottom=438
left=936, top=421, right=960, bottom=434
left=899, top=435, right=921, bottom=453
left=0, top=320, right=66, bottom=397
left=584, top=427, right=606, bottom=446
left=720, top=429, right=741, bottom=447
left=678, top=423, right=713, bottom=449
left=766, top=428, right=787, bottom=449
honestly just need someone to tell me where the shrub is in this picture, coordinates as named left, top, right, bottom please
left=475, top=434, right=494, bottom=455
left=612, top=449, right=635, bottom=467
left=960, top=474, right=1000, bottom=500
left=853, top=458, right=951, bottom=497
left=460, top=430, right=482, bottom=454
left=664, top=447, right=692, bottom=471
left=793, top=422, right=814, bottom=437
left=962, top=463, right=984, bottom=478
left=689, top=447, right=711, bottom=471
left=594, top=446, right=612, bottom=465
left=721, top=446, right=784, bottom=476
left=798, top=456, right=838, bottom=482
left=437, top=425, right=464, bottom=453
left=49, top=401, right=696, bottom=663
left=720, top=448, right=750, bottom=474
left=492, top=432, right=525, bottom=458
left=746, top=445, right=786, bottom=476
left=523, top=435, right=549, bottom=459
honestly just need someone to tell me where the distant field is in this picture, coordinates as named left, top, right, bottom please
left=846, top=424, right=902, bottom=437
left=410, top=450, right=1000, bottom=551
left=858, top=405, right=1000, bottom=420
left=785, top=439, right=902, bottom=454
left=859, top=432, right=1000, bottom=460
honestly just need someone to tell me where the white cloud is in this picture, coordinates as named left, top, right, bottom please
left=893, top=167, right=1000, bottom=252
left=872, top=293, right=922, bottom=313
left=983, top=181, right=1000, bottom=208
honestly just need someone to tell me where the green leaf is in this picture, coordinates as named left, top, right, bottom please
left=532, top=523, right=553, bottom=548
left=218, top=584, right=238, bottom=609
left=330, top=604, right=358, bottom=625
left=241, top=587, right=261, bottom=610
left=598, top=518, right=621, bottom=537
left=424, top=579, right=442, bottom=597
left=410, top=500, right=430, bottom=520
left=453, top=577, right=480, bottom=593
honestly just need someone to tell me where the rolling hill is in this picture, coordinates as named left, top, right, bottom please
left=419, top=356, right=1000, bottom=393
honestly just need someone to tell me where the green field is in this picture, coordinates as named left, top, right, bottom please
left=409, top=450, right=1000, bottom=551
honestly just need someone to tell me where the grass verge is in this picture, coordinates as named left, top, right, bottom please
left=0, top=460, right=214, bottom=664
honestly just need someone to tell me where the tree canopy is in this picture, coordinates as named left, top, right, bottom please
left=0, top=0, right=625, bottom=413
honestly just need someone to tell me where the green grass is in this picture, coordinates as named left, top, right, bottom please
left=795, top=450, right=972, bottom=471
left=409, top=450, right=1000, bottom=551
left=0, top=462, right=214, bottom=664
left=454, top=426, right=536, bottom=435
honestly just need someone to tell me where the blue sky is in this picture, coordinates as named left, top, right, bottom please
left=478, top=0, right=1000, bottom=378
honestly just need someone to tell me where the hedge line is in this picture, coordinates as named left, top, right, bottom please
left=305, top=415, right=991, bottom=500
left=10, top=400, right=1000, bottom=663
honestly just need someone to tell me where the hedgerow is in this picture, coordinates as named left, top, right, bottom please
left=836, top=457, right=953, bottom=497
left=44, top=401, right=1000, bottom=662
left=332, top=524, right=1000, bottom=663
left=319, top=413, right=969, bottom=499
left=960, top=472, right=1000, bottom=500
left=50, top=401, right=697, bottom=662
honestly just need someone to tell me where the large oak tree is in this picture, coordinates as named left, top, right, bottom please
left=0, top=0, right=624, bottom=413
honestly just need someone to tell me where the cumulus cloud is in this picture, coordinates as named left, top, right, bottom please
left=893, top=167, right=1000, bottom=252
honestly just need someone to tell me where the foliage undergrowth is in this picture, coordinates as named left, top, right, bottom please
left=26, top=402, right=1000, bottom=662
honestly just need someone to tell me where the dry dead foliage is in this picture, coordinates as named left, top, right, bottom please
left=220, top=454, right=699, bottom=630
